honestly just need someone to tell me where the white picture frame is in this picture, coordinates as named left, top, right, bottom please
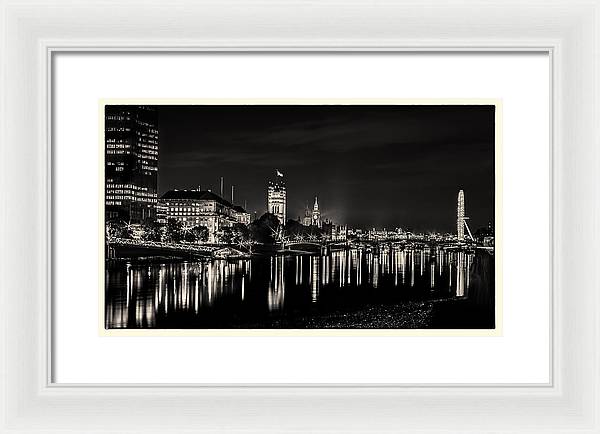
left=0, top=0, right=598, bottom=432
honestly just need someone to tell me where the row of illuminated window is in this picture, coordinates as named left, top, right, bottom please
left=167, top=213, right=218, bottom=220
left=106, top=196, right=157, bottom=203
left=164, top=213, right=247, bottom=225
left=160, top=200, right=237, bottom=211
left=106, top=183, right=153, bottom=191
left=106, top=144, right=157, bottom=153
left=106, top=138, right=156, bottom=149
left=140, top=148, right=158, bottom=155
left=166, top=215, right=234, bottom=228
left=106, top=192, right=157, bottom=199
left=136, top=122, right=157, bottom=130
left=163, top=202, right=214, bottom=208
left=268, top=185, right=286, bottom=192
left=169, top=206, right=214, bottom=213
left=164, top=205, right=232, bottom=215
left=167, top=212, right=217, bottom=218
left=106, top=188, right=157, bottom=196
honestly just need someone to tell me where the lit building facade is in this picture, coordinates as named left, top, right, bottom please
left=330, top=224, right=347, bottom=241
left=267, top=170, right=286, bottom=224
left=156, top=202, right=168, bottom=225
left=457, top=189, right=465, bottom=240
left=311, top=196, right=322, bottom=228
left=105, top=106, right=159, bottom=223
left=158, top=190, right=248, bottom=243
left=302, top=205, right=312, bottom=226
left=232, top=205, right=252, bottom=225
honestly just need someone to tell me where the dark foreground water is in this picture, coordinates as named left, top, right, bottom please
left=105, top=245, right=495, bottom=329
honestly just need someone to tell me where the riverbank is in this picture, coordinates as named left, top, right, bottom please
left=230, top=301, right=435, bottom=329
left=220, top=298, right=492, bottom=329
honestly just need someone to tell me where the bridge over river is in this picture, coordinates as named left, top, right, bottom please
left=107, top=236, right=484, bottom=261
left=106, top=237, right=250, bottom=260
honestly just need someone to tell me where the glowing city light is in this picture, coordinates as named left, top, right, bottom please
left=457, top=189, right=465, bottom=241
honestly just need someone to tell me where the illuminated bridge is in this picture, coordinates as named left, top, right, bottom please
left=106, top=237, right=241, bottom=259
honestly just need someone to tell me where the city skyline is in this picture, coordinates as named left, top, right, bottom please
left=104, top=104, right=496, bottom=330
left=156, top=105, right=495, bottom=232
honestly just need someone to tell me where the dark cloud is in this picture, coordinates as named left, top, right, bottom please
left=157, top=105, right=495, bottom=232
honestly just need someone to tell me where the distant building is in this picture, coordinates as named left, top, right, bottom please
left=158, top=190, right=247, bottom=243
left=156, top=202, right=168, bottom=225
left=267, top=170, right=286, bottom=224
left=311, top=196, right=322, bottom=228
left=330, top=224, right=347, bottom=241
left=475, top=222, right=495, bottom=247
left=347, top=228, right=364, bottom=238
left=232, top=205, right=251, bottom=225
left=368, top=228, right=399, bottom=240
left=302, top=204, right=312, bottom=226
left=105, top=106, right=159, bottom=223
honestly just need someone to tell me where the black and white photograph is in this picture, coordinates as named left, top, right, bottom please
left=103, top=103, right=497, bottom=330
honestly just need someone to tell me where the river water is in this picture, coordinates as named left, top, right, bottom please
left=105, top=245, right=495, bottom=329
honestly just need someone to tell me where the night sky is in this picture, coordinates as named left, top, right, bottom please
left=156, top=105, right=495, bottom=233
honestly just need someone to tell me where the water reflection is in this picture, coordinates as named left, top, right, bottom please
left=268, top=256, right=285, bottom=311
left=105, top=245, right=487, bottom=329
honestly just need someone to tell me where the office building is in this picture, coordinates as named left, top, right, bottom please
left=105, top=106, right=159, bottom=223
left=159, top=190, right=246, bottom=243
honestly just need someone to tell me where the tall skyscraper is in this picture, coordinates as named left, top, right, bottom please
left=312, top=196, right=322, bottom=228
left=105, top=106, right=159, bottom=223
left=267, top=170, right=286, bottom=224
left=457, top=189, right=465, bottom=240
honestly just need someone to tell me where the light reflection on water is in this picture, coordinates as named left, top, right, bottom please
left=105, top=245, right=491, bottom=329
